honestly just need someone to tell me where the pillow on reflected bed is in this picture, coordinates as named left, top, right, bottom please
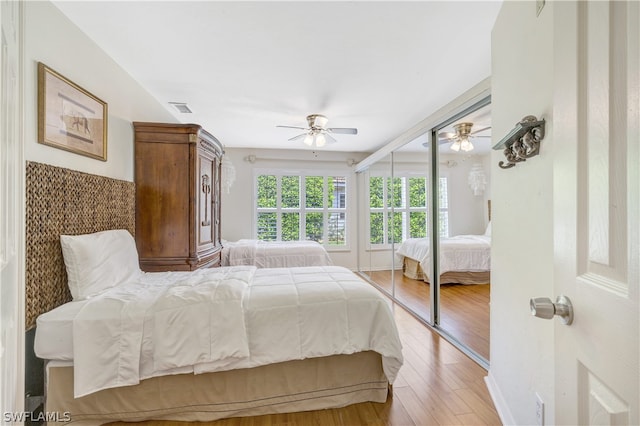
left=60, top=229, right=141, bottom=300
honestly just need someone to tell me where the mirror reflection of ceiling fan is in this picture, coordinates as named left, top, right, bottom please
left=277, top=114, right=358, bottom=148
left=438, top=122, right=491, bottom=152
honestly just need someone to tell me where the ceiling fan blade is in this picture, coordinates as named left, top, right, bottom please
left=438, top=131, right=456, bottom=140
left=288, top=133, right=308, bottom=142
left=469, top=126, right=491, bottom=135
left=324, top=133, right=338, bottom=144
left=328, top=127, right=358, bottom=135
left=277, top=125, right=307, bottom=130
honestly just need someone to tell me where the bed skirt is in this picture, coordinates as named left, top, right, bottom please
left=403, top=257, right=490, bottom=284
left=46, top=351, right=388, bottom=425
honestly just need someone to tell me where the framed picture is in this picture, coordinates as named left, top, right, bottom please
left=37, top=62, right=107, bottom=161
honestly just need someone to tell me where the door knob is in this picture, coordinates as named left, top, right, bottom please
left=530, top=295, right=574, bottom=325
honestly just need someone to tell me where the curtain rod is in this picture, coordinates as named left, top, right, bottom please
left=243, top=155, right=358, bottom=167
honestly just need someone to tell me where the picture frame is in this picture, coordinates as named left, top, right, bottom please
left=37, top=62, right=108, bottom=161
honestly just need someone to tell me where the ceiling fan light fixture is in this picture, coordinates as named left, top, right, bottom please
left=277, top=114, right=357, bottom=147
left=460, top=137, right=474, bottom=152
left=303, top=134, right=314, bottom=146
left=450, top=141, right=461, bottom=152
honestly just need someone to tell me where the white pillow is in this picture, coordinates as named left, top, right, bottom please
left=60, top=229, right=141, bottom=300
left=484, top=221, right=492, bottom=237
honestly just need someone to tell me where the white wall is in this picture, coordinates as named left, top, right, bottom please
left=24, top=1, right=176, bottom=181
left=488, top=1, right=555, bottom=425
left=220, top=147, right=368, bottom=270
left=441, top=153, right=491, bottom=236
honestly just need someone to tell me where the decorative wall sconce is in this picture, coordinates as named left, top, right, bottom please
left=468, top=163, right=487, bottom=196
left=221, top=156, right=236, bottom=194
left=493, top=115, right=545, bottom=169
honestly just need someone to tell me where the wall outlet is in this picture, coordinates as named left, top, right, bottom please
left=535, top=392, right=545, bottom=426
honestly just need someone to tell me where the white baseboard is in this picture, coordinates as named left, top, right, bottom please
left=484, top=372, right=516, bottom=426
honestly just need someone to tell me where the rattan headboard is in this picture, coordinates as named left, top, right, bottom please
left=25, top=162, right=135, bottom=330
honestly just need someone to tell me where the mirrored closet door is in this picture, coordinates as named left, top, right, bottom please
left=357, top=97, right=492, bottom=367
left=435, top=100, right=492, bottom=363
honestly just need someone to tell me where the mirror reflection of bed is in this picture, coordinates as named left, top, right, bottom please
left=395, top=221, right=491, bottom=360
left=369, top=219, right=491, bottom=361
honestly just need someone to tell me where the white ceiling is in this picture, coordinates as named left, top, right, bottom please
left=52, top=1, right=502, bottom=153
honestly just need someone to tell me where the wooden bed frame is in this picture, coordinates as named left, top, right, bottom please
left=26, top=162, right=389, bottom=424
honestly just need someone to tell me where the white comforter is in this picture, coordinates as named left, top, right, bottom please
left=73, top=266, right=253, bottom=397
left=222, top=239, right=333, bottom=268
left=71, top=266, right=403, bottom=398
left=395, top=235, right=491, bottom=281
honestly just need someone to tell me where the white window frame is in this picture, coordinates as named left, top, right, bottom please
left=253, top=169, right=349, bottom=250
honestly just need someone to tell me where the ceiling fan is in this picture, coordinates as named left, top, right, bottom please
left=277, top=114, right=358, bottom=148
left=438, top=122, right=491, bottom=152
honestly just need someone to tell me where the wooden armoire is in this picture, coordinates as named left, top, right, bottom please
left=133, top=122, right=224, bottom=271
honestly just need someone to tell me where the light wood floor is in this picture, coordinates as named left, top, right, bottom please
left=368, top=270, right=490, bottom=361
left=108, top=305, right=501, bottom=426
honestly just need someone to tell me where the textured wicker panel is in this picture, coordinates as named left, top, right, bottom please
left=25, top=162, right=135, bottom=330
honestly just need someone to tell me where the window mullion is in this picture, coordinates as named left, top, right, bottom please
left=276, top=175, right=282, bottom=240
left=323, top=176, right=328, bottom=245
left=300, top=175, right=306, bottom=240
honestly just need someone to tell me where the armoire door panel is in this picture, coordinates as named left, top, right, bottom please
left=198, top=154, right=214, bottom=247
left=135, top=142, right=190, bottom=259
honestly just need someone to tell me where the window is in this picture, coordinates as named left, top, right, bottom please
left=255, top=172, right=347, bottom=248
left=368, top=174, right=448, bottom=247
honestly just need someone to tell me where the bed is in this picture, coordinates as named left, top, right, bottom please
left=25, top=162, right=402, bottom=425
left=35, top=262, right=403, bottom=424
left=395, top=229, right=491, bottom=285
left=221, top=239, right=333, bottom=268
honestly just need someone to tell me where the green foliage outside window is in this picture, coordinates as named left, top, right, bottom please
left=305, top=212, right=323, bottom=242
left=409, top=177, right=426, bottom=207
left=281, top=176, right=299, bottom=208
left=257, top=212, right=277, bottom=241
left=409, top=211, right=427, bottom=238
left=387, top=212, right=403, bottom=244
left=370, top=213, right=384, bottom=244
left=256, top=175, right=277, bottom=208
left=369, top=177, right=384, bottom=208
left=282, top=212, right=299, bottom=241
left=305, top=176, right=323, bottom=208
left=387, top=177, right=403, bottom=208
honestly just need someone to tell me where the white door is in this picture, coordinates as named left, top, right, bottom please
left=0, top=0, right=24, bottom=415
left=553, top=1, right=639, bottom=424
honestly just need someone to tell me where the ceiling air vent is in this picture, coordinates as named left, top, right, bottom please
left=169, top=102, right=192, bottom=114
